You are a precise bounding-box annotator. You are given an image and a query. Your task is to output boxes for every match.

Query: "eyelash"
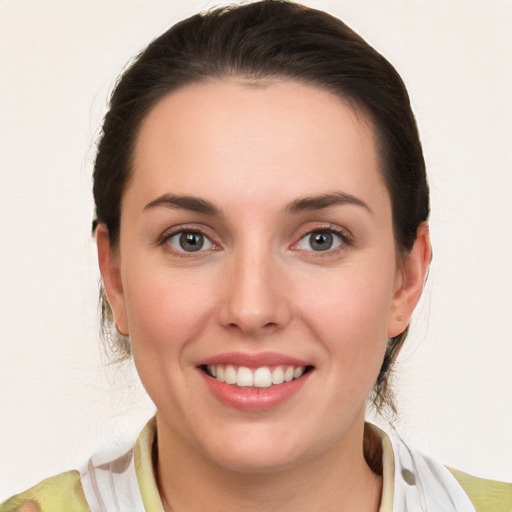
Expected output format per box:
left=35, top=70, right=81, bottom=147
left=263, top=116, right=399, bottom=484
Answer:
left=293, top=224, right=353, bottom=255
left=157, top=224, right=353, bottom=257
left=157, top=227, right=218, bottom=257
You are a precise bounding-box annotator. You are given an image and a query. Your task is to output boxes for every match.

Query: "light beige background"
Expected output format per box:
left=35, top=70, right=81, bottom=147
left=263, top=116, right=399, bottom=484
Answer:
left=1, top=0, right=511, bottom=499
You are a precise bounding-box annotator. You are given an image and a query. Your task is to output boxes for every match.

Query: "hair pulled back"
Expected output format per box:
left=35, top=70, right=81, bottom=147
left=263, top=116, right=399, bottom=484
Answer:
left=93, top=0, right=429, bottom=413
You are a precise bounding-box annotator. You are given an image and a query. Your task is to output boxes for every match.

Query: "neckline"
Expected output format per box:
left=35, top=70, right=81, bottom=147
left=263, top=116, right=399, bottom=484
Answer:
left=135, top=417, right=395, bottom=512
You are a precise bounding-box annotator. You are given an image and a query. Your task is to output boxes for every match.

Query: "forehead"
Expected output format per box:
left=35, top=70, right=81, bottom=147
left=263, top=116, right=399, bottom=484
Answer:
left=129, top=79, right=388, bottom=213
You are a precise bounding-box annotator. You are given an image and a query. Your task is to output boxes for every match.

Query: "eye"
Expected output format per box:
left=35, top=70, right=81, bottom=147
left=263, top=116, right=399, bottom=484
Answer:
left=166, top=231, right=215, bottom=253
left=296, top=230, right=345, bottom=252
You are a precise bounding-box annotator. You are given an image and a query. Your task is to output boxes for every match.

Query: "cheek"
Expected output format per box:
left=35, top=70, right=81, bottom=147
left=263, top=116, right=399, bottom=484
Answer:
left=296, top=258, right=396, bottom=376
left=301, top=266, right=395, bottom=337
left=122, top=265, right=216, bottom=358
left=121, top=265, right=220, bottom=416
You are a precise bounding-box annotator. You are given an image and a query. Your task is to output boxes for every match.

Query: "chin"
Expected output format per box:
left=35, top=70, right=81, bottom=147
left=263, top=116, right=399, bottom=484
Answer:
left=197, top=421, right=328, bottom=475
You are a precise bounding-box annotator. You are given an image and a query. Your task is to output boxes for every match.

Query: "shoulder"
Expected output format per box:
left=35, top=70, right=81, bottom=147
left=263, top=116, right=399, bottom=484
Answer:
left=447, top=467, right=512, bottom=512
left=1, top=418, right=158, bottom=512
left=369, top=421, right=512, bottom=511
left=0, top=470, right=91, bottom=512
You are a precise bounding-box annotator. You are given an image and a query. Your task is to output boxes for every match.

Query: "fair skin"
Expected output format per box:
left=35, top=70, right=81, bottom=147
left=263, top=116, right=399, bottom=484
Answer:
left=97, top=80, right=431, bottom=512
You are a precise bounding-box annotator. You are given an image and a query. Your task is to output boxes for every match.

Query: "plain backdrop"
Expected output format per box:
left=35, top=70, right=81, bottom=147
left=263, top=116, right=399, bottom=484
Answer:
left=1, top=0, right=511, bottom=500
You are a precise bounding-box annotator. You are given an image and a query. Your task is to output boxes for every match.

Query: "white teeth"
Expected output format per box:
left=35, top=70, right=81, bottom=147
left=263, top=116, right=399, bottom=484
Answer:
left=237, top=366, right=253, bottom=387
left=207, top=364, right=308, bottom=387
left=225, top=365, right=237, bottom=385
left=293, top=367, right=305, bottom=379
left=254, top=367, right=272, bottom=388
left=271, top=366, right=284, bottom=385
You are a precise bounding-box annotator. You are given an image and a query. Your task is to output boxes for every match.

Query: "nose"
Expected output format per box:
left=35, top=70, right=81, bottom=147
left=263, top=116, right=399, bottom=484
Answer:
left=218, top=245, right=292, bottom=337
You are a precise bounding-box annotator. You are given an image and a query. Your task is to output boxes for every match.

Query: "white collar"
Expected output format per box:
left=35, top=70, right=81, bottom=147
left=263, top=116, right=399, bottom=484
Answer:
left=81, top=418, right=477, bottom=512
left=372, top=423, right=476, bottom=512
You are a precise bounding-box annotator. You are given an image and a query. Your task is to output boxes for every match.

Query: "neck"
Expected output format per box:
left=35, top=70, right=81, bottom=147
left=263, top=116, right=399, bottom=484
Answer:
left=155, top=412, right=382, bottom=512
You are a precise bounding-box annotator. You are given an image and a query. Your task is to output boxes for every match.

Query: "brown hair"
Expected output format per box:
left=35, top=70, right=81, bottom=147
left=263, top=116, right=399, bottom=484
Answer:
left=93, top=0, right=429, bottom=413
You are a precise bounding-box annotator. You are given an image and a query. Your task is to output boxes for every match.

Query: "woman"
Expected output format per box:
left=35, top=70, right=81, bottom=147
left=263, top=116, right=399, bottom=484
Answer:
left=1, top=1, right=510, bottom=511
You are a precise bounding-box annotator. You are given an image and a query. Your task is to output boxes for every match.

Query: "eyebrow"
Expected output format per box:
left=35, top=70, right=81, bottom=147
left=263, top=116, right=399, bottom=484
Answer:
left=143, top=191, right=372, bottom=217
left=283, top=192, right=372, bottom=215
left=144, top=194, right=222, bottom=216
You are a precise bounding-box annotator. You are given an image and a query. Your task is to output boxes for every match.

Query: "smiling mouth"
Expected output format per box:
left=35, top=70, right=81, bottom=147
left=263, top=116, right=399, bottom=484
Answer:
left=201, top=364, right=314, bottom=388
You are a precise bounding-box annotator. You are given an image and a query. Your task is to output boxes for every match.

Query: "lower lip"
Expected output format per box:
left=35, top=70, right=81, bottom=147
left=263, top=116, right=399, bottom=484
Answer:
left=199, top=370, right=312, bottom=411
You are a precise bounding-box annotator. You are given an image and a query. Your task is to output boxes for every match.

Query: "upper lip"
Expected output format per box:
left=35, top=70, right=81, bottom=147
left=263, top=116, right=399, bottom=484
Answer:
left=198, top=351, right=313, bottom=368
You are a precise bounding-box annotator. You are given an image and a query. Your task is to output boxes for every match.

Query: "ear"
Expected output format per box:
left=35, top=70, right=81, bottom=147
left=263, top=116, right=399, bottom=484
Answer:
left=388, top=222, right=432, bottom=338
left=95, top=224, right=129, bottom=336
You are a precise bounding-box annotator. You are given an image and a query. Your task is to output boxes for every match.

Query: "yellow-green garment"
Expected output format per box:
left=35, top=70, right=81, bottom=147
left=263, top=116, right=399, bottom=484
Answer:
left=1, top=418, right=510, bottom=512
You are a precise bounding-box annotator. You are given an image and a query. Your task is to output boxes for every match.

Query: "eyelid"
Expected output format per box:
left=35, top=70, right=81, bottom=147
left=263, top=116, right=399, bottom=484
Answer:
left=167, top=231, right=215, bottom=252
left=290, top=223, right=353, bottom=252
left=157, top=224, right=221, bottom=254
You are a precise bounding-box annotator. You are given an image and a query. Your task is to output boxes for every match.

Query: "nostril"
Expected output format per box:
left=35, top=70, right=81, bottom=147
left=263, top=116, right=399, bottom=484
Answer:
left=226, top=320, right=278, bottom=331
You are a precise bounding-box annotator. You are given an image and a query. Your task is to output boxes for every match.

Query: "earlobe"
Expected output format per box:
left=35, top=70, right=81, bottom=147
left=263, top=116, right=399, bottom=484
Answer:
left=388, top=222, right=432, bottom=338
left=95, top=224, right=129, bottom=335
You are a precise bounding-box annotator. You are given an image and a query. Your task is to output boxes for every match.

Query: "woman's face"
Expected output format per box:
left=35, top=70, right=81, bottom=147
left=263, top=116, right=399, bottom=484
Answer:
left=100, top=80, right=418, bottom=472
